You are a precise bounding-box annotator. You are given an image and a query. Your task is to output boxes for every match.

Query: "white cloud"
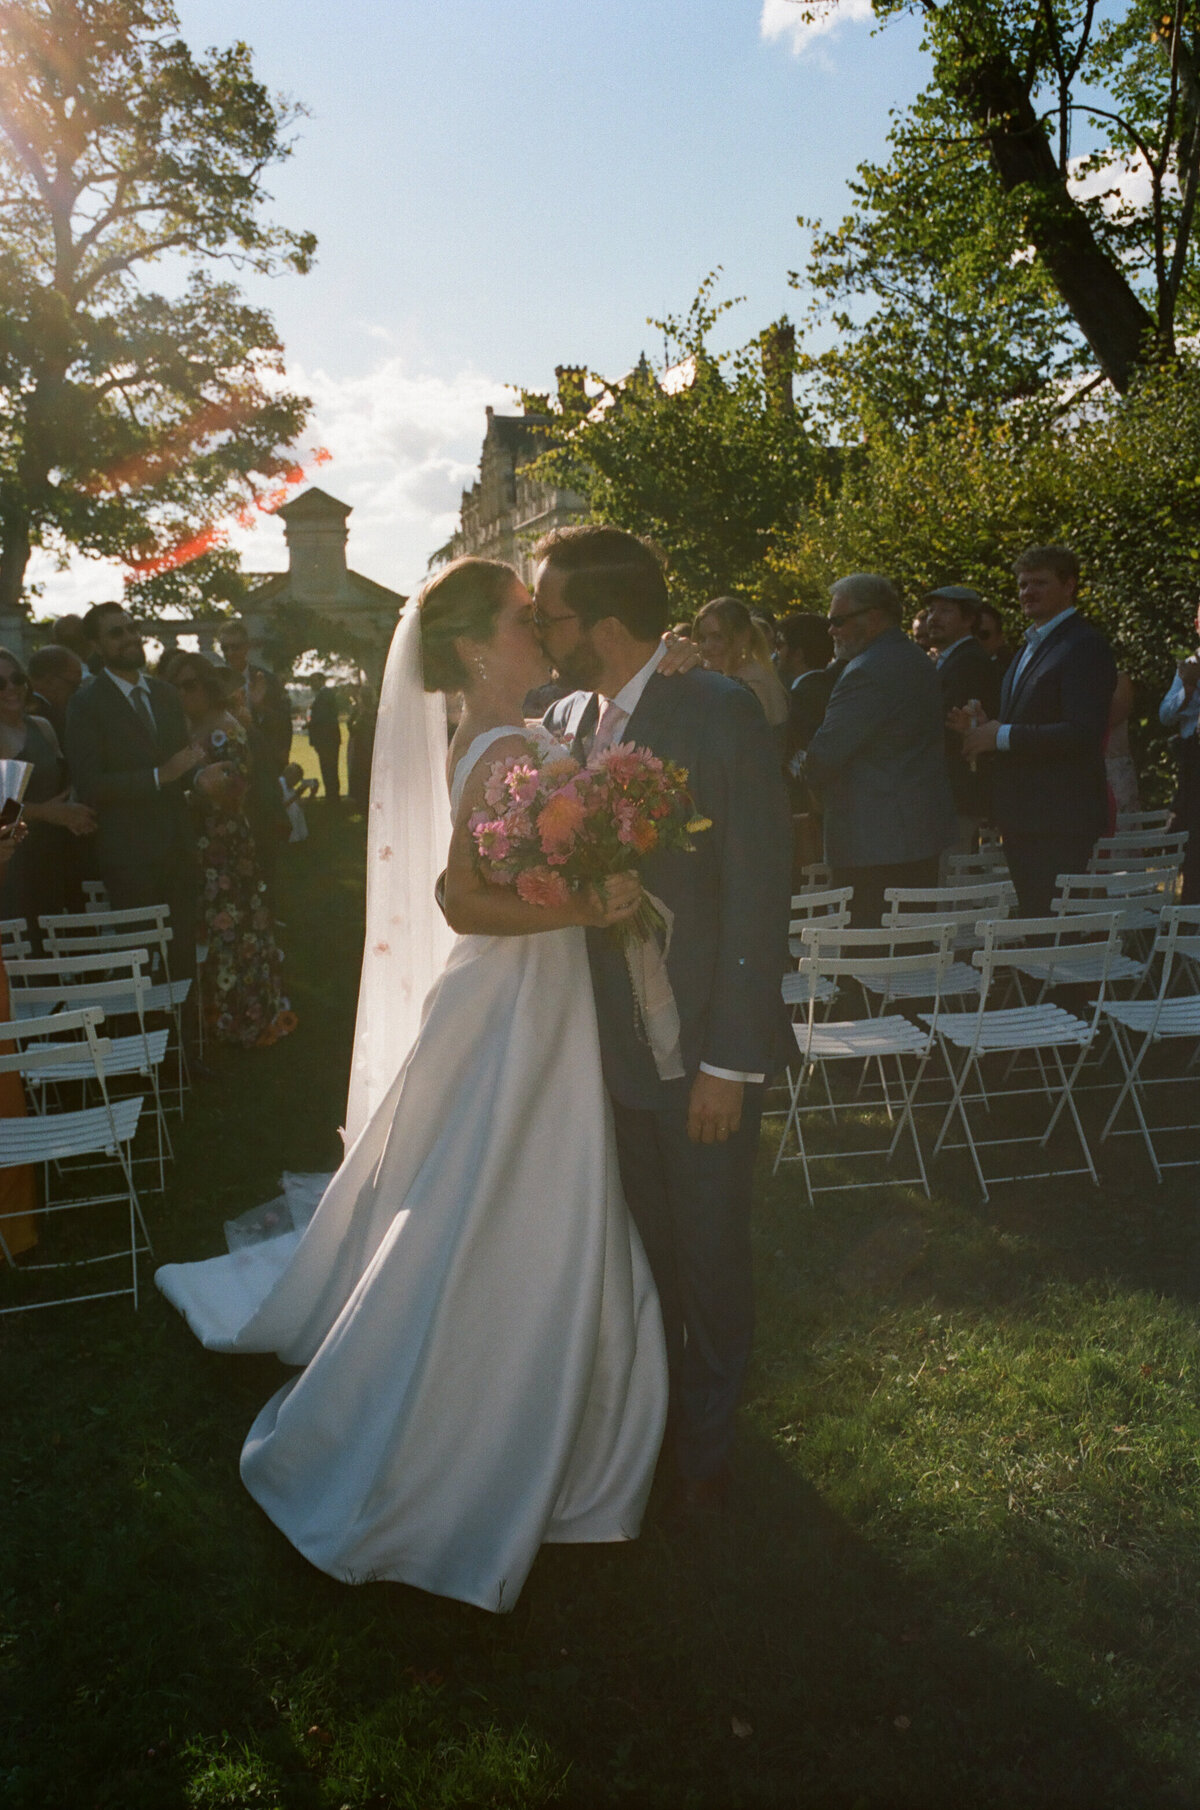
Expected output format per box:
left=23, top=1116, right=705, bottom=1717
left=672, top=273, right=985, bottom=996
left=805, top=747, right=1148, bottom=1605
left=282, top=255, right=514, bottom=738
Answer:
left=760, top=0, right=873, bottom=56
left=31, top=352, right=513, bottom=620
left=1067, top=151, right=1176, bottom=218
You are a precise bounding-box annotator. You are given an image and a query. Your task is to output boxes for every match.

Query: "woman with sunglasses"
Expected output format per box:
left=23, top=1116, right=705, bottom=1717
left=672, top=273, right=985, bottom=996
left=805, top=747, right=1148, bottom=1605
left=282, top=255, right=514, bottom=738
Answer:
left=0, top=646, right=96, bottom=935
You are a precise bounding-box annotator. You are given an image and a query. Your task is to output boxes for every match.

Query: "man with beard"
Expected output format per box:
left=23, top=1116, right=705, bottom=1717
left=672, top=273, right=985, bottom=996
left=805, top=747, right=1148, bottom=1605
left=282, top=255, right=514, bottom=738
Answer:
left=535, top=526, right=791, bottom=1514
left=65, top=604, right=216, bottom=1032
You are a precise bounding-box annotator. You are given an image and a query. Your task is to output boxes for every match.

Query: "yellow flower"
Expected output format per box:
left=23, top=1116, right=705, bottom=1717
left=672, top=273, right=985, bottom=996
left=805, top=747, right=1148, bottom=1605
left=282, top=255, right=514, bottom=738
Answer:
left=686, top=815, right=713, bottom=834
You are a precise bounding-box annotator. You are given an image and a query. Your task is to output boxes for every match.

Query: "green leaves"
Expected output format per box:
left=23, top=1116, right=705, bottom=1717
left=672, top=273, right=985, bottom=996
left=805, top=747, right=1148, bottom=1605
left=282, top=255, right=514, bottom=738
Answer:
left=532, top=280, right=825, bottom=615
left=0, top=0, right=314, bottom=606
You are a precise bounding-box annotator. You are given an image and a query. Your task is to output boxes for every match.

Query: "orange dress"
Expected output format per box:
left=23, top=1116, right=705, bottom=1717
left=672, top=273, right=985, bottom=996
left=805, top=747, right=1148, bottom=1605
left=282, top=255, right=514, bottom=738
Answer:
left=0, top=954, right=36, bottom=1259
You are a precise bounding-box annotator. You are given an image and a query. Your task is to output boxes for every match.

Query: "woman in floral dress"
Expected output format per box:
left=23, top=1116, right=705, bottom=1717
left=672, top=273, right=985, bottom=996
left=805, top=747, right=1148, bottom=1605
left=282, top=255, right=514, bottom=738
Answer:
left=168, top=654, right=296, bottom=1049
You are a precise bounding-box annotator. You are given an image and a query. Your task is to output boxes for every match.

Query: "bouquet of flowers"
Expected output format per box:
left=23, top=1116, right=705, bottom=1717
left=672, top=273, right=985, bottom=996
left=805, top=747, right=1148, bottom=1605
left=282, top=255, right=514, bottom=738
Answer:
left=469, top=739, right=710, bottom=941
left=470, top=737, right=709, bottom=1082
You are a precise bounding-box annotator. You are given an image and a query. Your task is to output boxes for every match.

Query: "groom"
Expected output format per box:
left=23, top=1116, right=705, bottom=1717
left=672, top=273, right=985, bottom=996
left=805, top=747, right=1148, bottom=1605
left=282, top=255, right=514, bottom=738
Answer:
left=536, top=527, right=792, bottom=1510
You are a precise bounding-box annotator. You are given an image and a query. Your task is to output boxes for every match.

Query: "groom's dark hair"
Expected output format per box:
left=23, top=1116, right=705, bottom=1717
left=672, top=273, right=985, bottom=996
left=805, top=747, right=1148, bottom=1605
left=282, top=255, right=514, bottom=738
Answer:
left=533, top=526, right=669, bottom=641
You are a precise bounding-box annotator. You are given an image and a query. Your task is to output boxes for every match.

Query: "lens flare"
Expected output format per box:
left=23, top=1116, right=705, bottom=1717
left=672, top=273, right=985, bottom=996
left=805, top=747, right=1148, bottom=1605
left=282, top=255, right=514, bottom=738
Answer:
left=125, top=449, right=333, bottom=579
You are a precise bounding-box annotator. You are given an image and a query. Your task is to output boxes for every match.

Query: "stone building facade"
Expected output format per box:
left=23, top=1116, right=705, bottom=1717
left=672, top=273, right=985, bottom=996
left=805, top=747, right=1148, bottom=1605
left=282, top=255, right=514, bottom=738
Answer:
left=440, top=367, right=589, bottom=583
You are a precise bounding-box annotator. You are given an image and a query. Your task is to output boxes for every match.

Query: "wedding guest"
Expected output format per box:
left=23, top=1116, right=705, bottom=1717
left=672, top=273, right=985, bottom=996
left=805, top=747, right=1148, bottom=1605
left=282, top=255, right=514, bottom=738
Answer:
left=778, top=613, right=835, bottom=751
left=750, top=607, right=779, bottom=660
left=778, top=613, right=836, bottom=868
left=0, top=822, right=36, bottom=1263
left=218, top=666, right=290, bottom=896
left=1105, top=671, right=1140, bottom=821
left=694, top=596, right=789, bottom=743
left=218, top=619, right=292, bottom=775
left=804, top=575, right=956, bottom=926
left=975, top=602, right=1014, bottom=678
left=346, top=681, right=377, bottom=811
left=957, top=546, right=1116, bottom=916
left=922, top=586, right=1001, bottom=855
left=1159, top=607, right=1200, bottom=900
left=27, top=645, right=84, bottom=742
left=280, top=762, right=317, bottom=843
left=169, top=653, right=295, bottom=1048
left=0, top=646, right=96, bottom=933
left=50, top=612, right=104, bottom=675
left=65, top=604, right=206, bottom=1041
left=307, top=675, right=342, bottom=801
left=911, top=607, right=934, bottom=654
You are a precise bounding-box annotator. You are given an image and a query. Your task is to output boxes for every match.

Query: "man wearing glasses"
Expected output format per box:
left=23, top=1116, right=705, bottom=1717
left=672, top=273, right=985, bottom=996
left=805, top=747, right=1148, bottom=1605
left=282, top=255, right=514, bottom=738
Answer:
left=802, top=573, right=956, bottom=927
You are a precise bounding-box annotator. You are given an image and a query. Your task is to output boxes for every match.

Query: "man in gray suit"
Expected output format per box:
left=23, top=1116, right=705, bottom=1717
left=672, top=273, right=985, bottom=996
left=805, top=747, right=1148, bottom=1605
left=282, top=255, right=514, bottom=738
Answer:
left=536, top=527, right=791, bottom=1513
left=804, top=574, right=956, bottom=926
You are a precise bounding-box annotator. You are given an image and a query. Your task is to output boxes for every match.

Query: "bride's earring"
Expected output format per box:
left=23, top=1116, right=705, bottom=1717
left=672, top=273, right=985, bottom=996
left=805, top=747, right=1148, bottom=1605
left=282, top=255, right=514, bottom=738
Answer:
left=473, top=655, right=488, bottom=681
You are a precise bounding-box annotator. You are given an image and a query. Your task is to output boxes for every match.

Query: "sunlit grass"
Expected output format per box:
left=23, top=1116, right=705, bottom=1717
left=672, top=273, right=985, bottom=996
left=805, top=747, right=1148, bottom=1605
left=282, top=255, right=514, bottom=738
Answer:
left=3, top=810, right=1199, bottom=1807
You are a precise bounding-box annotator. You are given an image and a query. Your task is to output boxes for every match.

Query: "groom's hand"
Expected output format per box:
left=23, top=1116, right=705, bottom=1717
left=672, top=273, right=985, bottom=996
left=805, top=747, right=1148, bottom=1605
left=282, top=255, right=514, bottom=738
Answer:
left=687, top=1072, right=743, bottom=1144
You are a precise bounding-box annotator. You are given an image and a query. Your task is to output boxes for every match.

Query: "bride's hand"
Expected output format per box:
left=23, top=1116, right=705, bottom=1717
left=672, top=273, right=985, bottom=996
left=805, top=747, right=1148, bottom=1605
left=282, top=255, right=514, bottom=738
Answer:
left=580, top=871, right=642, bottom=929
left=657, top=630, right=701, bottom=675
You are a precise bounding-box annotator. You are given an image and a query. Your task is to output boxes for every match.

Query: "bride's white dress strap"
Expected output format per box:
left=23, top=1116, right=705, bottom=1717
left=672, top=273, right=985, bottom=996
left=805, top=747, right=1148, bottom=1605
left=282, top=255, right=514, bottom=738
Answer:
left=450, top=723, right=560, bottom=816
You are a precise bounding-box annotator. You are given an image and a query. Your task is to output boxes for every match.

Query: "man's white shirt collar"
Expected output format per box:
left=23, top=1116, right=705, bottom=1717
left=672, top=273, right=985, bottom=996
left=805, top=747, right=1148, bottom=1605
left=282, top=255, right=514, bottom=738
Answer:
left=105, top=668, right=152, bottom=701
left=1022, top=605, right=1077, bottom=649
left=602, top=639, right=666, bottom=720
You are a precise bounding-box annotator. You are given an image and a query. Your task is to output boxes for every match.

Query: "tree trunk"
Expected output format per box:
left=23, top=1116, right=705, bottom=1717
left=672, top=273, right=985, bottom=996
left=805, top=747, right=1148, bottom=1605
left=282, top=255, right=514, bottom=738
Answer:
left=0, top=519, right=31, bottom=616
left=953, top=47, right=1159, bottom=392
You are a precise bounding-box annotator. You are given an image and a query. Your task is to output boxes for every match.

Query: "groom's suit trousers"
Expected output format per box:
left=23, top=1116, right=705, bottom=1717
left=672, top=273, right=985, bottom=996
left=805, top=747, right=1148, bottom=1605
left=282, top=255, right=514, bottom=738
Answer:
left=612, top=1088, right=763, bottom=1482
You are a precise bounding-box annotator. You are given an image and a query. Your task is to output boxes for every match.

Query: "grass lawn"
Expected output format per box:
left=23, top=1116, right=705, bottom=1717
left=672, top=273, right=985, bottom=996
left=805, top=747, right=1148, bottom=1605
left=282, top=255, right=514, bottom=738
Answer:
left=3, top=808, right=1200, bottom=1808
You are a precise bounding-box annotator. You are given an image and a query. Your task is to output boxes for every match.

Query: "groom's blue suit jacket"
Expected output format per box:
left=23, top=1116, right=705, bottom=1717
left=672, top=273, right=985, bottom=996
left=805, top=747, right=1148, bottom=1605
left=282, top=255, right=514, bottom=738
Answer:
left=546, top=668, right=793, bottom=1110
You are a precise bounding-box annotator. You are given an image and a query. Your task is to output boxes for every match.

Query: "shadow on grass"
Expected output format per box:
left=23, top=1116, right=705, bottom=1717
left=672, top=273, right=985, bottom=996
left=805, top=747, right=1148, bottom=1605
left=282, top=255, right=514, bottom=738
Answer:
left=2, top=813, right=1197, bottom=1806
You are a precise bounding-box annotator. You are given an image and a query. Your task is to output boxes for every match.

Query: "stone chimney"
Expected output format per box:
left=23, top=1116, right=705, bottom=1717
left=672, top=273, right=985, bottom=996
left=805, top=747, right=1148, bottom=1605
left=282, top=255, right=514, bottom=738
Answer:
left=555, top=365, right=588, bottom=418
left=278, top=487, right=352, bottom=602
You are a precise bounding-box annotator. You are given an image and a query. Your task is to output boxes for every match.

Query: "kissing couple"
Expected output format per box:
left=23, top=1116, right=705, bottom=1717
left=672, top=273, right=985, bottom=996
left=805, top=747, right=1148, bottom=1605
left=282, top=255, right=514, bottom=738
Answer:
left=157, top=524, right=792, bottom=1613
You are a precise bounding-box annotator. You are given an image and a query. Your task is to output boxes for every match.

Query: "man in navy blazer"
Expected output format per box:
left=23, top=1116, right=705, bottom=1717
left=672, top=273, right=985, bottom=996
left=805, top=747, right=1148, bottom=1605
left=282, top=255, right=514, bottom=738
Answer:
left=958, top=546, right=1116, bottom=916
left=536, top=527, right=791, bottom=1511
left=803, top=574, right=956, bottom=926
left=65, top=604, right=213, bottom=1031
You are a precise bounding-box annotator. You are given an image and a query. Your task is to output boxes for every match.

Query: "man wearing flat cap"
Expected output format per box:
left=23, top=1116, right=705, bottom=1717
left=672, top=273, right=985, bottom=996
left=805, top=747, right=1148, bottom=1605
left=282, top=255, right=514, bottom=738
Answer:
left=924, top=585, right=1001, bottom=856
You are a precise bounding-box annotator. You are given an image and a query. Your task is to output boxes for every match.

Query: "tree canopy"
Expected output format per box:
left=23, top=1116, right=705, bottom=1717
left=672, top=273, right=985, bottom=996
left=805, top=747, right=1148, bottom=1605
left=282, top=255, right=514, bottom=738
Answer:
left=0, top=0, right=315, bottom=611
left=791, top=0, right=1200, bottom=421
left=532, top=277, right=825, bottom=616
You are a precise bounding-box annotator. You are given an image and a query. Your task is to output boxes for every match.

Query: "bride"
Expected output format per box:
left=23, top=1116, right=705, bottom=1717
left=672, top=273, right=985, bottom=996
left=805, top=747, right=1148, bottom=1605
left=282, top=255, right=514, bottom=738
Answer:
left=156, top=558, right=669, bottom=1613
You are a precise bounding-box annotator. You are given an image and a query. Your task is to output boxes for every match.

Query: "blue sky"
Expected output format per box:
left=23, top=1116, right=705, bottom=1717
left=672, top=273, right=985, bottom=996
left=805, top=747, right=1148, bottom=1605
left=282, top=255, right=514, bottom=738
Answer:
left=35, top=0, right=930, bottom=614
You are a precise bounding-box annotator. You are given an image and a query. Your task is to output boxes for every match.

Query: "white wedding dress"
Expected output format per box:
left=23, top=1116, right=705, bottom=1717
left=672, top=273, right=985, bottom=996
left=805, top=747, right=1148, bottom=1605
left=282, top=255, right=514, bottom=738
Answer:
left=156, top=720, right=668, bottom=1613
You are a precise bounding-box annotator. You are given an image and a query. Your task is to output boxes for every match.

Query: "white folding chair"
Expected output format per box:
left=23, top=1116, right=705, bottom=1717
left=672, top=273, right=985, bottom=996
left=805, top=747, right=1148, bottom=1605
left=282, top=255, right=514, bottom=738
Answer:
left=945, top=847, right=1010, bottom=887
left=40, top=906, right=192, bottom=1098
left=1116, top=809, right=1172, bottom=834
left=1099, top=905, right=1200, bottom=1180
left=769, top=887, right=853, bottom=1123
left=0, top=917, right=32, bottom=960
left=1089, top=830, right=1189, bottom=872
left=5, top=951, right=173, bottom=1189
left=1004, top=869, right=1177, bottom=1000
left=797, top=860, right=833, bottom=893
left=922, top=912, right=1124, bottom=1200
left=868, top=882, right=1015, bottom=1008
left=0, top=1006, right=148, bottom=1312
left=82, top=879, right=111, bottom=912
left=774, top=922, right=955, bottom=1201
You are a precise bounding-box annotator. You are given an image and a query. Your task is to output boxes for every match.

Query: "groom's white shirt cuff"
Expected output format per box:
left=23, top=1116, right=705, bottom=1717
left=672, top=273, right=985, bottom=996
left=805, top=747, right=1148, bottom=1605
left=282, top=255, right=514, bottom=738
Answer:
left=606, top=645, right=764, bottom=1085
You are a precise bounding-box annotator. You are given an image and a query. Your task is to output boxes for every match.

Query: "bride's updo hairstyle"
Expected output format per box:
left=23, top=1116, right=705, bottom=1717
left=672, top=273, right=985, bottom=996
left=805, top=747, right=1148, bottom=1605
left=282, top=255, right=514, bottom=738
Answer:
left=417, top=557, right=516, bottom=692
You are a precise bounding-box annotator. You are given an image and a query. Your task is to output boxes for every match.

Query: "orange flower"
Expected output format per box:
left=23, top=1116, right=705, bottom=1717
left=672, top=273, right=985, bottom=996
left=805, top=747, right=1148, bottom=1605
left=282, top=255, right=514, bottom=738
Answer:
left=537, top=790, right=587, bottom=852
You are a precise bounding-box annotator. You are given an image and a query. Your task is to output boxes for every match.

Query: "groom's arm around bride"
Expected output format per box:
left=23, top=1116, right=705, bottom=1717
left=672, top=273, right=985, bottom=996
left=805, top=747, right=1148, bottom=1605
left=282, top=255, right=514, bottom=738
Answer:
left=536, top=528, right=791, bottom=1503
